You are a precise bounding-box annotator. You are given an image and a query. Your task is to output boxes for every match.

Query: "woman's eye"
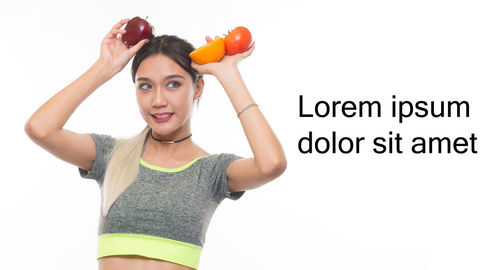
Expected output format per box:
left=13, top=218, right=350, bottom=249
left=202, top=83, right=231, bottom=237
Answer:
left=138, top=83, right=151, bottom=90
left=168, top=81, right=180, bottom=88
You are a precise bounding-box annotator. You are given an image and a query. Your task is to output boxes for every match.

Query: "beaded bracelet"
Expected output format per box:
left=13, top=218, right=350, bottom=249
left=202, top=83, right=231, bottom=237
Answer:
left=237, top=103, right=259, bottom=118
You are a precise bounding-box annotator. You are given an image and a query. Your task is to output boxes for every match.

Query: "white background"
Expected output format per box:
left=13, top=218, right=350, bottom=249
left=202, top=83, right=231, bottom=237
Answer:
left=1, top=0, right=499, bottom=269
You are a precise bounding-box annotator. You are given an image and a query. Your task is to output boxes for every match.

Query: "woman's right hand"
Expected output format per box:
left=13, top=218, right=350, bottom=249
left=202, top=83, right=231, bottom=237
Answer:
left=98, top=18, right=150, bottom=78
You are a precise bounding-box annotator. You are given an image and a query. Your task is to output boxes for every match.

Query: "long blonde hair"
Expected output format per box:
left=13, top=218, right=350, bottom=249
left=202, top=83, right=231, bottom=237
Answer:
left=101, top=125, right=151, bottom=217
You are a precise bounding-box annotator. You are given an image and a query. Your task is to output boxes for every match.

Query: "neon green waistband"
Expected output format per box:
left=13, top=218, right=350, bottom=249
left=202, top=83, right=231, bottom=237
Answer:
left=97, top=233, right=202, bottom=269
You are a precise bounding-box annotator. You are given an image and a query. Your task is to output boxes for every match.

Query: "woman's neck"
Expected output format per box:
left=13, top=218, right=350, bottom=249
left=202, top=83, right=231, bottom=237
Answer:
left=145, top=130, right=194, bottom=157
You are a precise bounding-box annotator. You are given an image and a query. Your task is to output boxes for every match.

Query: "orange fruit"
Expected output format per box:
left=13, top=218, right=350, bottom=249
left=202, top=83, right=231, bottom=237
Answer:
left=189, top=38, right=225, bottom=64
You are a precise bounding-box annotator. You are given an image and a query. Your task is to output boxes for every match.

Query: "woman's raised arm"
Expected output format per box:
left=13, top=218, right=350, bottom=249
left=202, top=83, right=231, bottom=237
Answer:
left=25, top=18, right=149, bottom=171
left=192, top=37, right=287, bottom=192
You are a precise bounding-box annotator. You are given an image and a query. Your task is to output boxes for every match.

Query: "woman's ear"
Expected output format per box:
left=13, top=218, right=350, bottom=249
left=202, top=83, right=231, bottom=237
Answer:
left=194, top=76, right=204, bottom=100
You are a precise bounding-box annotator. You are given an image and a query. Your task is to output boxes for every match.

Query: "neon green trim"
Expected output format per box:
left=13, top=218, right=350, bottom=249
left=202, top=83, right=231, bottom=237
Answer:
left=97, top=233, right=202, bottom=269
left=140, top=157, right=204, bottom=172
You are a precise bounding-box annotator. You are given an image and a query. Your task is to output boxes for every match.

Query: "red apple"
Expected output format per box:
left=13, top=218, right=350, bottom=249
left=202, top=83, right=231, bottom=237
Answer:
left=122, top=16, right=155, bottom=48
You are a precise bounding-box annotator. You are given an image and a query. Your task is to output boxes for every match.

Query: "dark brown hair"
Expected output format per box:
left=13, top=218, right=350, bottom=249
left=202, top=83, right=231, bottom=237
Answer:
left=131, top=35, right=202, bottom=84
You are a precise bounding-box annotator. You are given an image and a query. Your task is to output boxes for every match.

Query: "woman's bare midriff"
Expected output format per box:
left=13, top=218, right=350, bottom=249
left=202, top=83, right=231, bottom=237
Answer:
left=98, top=255, right=195, bottom=270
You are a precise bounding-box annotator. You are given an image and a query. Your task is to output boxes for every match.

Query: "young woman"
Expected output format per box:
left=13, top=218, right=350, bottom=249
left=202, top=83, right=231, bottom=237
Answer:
left=24, top=18, right=286, bottom=270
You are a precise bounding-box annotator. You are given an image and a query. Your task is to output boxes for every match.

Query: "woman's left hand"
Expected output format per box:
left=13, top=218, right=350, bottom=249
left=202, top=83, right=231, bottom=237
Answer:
left=191, top=35, right=255, bottom=78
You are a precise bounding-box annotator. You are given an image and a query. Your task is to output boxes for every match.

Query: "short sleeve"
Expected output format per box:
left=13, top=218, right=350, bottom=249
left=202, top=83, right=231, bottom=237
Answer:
left=212, top=153, right=246, bottom=201
left=78, top=133, right=116, bottom=186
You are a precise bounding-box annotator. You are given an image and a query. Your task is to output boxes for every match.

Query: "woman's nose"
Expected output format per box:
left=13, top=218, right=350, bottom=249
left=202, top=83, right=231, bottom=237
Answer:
left=152, top=89, right=168, bottom=107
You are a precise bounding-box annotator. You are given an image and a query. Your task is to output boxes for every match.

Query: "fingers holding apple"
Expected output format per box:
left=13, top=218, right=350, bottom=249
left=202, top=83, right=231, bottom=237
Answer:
left=105, top=18, right=130, bottom=39
left=122, top=16, right=155, bottom=48
left=106, top=28, right=127, bottom=41
left=114, top=18, right=131, bottom=30
left=102, top=16, right=154, bottom=50
left=98, top=17, right=154, bottom=78
left=127, top=38, right=150, bottom=56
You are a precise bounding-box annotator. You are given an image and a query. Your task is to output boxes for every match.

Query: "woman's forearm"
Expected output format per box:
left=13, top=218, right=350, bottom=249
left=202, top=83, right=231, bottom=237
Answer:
left=25, top=59, right=112, bottom=138
left=217, top=67, right=286, bottom=176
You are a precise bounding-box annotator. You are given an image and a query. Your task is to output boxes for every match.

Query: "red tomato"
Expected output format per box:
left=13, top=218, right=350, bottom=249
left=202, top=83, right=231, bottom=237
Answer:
left=224, top=26, right=252, bottom=56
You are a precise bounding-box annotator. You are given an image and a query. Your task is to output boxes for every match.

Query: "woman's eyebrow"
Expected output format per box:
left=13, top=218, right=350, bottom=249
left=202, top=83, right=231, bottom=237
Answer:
left=136, top=74, right=185, bottom=82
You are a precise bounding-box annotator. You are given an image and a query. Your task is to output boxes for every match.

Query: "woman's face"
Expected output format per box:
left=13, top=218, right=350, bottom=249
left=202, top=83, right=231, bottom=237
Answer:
left=135, top=54, right=203, bottom=138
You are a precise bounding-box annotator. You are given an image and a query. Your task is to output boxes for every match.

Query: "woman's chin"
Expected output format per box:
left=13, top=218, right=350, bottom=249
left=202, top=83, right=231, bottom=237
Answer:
left=150, top=125, right=183, bottom=138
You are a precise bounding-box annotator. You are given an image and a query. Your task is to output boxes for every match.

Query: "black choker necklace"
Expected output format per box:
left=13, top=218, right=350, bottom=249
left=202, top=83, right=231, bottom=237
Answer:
left=149, top=129, right=192, bottom=144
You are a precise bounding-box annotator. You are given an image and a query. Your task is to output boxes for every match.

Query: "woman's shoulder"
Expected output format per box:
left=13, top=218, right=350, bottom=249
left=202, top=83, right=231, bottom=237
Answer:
left=87, top=133, right=117, bottom=149
left=88, top=132, right=117, bottom=139
left=199, top=152, right=243, bottom=166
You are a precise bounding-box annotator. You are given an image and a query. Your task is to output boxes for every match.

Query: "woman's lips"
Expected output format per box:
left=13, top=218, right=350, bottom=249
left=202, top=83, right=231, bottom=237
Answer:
left=151, top=113, right=174, bottom=122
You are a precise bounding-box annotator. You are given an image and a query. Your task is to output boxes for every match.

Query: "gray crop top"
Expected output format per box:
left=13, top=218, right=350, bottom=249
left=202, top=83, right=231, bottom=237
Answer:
left=78, top=133, right=245, bottom=269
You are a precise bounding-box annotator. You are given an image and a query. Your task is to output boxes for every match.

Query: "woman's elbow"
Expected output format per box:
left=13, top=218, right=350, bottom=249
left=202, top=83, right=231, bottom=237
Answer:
left=25, top=118, right=47, bottom=141
left=262, top=156, right=287, bottom=179
left=24, top=118, right=40, bottom=140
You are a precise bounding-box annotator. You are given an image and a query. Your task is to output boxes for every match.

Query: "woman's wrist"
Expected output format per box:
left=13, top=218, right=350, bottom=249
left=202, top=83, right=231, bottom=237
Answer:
left=214, top=64, right=240, bottom=84
left=93, top=58, right=115, bottom=82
